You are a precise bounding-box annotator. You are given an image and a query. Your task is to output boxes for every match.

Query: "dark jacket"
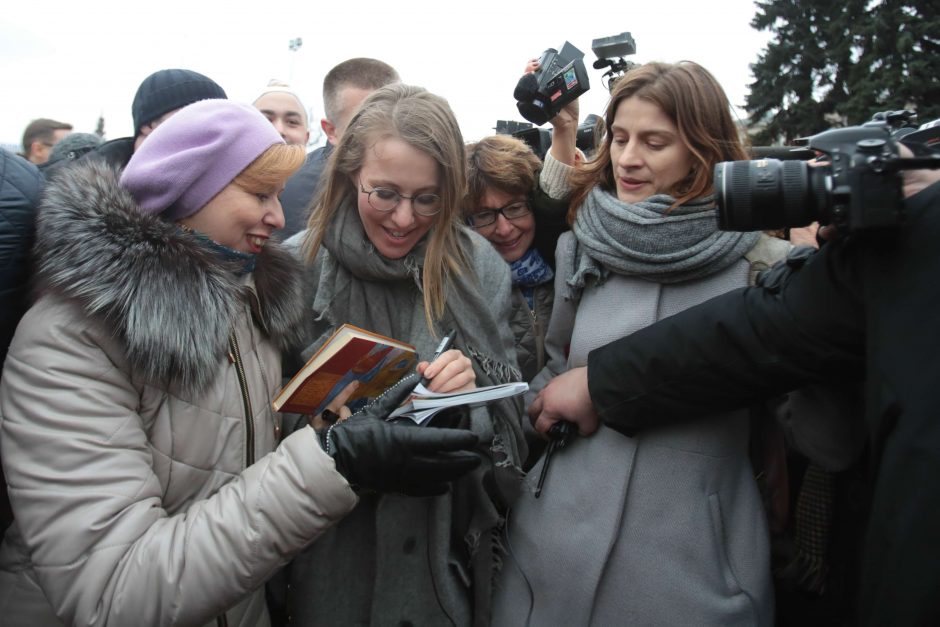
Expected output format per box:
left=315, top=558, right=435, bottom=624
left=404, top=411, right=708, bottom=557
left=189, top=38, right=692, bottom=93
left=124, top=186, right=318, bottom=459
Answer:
left=278, top=144, right=332, bottom=239
left=509, top=180, right=569, bottom=384
left=0, top=149, right=43, bottom=540
left=529, top=181, right=569, bottom=269
left=0, top=149, right=42, bottom=370
left=585, top=180, right=940, bottom=627
left=509, top=282, right=554, bottom=382
left=82, top=137, right=136, bottom=171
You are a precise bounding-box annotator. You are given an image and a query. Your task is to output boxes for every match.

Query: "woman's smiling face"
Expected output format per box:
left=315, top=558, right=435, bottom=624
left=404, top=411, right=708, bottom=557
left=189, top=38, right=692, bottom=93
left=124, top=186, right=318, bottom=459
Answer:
left=470, top=188, right=535, bottom=263
left=179, top=181, right=285, bottom=253
left=355, top=136, right=440, bottom=259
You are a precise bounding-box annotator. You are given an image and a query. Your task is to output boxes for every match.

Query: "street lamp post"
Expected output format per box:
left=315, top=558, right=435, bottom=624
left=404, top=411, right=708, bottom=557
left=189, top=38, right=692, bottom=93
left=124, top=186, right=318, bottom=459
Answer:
left=288, top=37, right=303, bottom=83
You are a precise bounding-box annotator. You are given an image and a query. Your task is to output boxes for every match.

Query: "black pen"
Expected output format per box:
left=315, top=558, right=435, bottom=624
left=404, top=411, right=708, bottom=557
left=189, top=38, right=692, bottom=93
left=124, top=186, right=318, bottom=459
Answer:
left=420, top=329, right=457, bottom=388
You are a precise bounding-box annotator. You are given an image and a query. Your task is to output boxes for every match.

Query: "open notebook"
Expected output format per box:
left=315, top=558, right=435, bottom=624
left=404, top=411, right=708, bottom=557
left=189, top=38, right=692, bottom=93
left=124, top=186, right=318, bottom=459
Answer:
left=388, top=381, right=529, bottom=425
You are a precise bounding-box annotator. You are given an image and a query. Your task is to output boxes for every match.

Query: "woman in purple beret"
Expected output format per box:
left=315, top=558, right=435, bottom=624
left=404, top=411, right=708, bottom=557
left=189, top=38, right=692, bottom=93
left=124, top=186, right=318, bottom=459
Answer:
left=0, top=99, right=479, bottom=627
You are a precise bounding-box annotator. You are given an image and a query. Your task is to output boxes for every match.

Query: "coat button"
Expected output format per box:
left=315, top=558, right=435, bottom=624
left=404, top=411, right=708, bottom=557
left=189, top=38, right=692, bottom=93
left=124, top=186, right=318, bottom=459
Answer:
left=402, top=537, right=416, bottom=554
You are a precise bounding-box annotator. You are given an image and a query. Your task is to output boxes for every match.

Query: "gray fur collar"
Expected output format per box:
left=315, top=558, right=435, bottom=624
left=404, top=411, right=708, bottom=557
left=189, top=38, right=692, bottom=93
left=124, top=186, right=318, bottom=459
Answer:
left=35, top=161, right=306, bottom=392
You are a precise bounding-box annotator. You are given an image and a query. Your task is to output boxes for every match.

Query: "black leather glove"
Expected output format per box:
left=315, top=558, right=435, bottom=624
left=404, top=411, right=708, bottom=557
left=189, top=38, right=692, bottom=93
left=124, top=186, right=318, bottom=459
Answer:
left=320, top=374, right=481, bottom=496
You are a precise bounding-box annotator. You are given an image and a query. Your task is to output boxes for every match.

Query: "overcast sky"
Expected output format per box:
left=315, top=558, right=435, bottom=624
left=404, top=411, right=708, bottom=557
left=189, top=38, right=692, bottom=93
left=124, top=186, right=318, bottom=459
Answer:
left=3, top=0, right=770, bottom=149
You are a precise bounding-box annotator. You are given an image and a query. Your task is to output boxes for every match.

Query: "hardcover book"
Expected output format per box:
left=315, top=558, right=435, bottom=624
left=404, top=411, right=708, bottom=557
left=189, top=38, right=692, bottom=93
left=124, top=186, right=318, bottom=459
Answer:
left=273, top=324, right=417, bottom=415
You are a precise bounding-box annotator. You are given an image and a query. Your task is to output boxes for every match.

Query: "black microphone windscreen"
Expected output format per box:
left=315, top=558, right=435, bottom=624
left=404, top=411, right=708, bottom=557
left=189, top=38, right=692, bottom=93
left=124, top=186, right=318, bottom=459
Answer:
left=513, top=73, right=540, bottom=102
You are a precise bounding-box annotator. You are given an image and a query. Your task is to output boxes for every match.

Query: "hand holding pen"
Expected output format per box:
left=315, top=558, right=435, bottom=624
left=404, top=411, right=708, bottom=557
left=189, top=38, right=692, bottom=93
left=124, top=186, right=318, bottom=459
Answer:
left=416, top=329, right=477, bottom=394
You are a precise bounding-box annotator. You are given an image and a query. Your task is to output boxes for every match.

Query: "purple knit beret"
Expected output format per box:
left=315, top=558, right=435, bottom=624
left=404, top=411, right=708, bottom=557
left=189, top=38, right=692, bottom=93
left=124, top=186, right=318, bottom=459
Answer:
left=120, top=99, right=284, bottom=220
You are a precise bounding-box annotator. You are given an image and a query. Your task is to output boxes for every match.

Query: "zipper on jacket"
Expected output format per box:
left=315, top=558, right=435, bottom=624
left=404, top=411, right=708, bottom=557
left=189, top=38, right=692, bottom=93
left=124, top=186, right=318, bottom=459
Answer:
left=216, top=613, right=229, bottom=627
left=528, top=297, right=545, bottom=372
left=229, top=330, right=255, bottom=467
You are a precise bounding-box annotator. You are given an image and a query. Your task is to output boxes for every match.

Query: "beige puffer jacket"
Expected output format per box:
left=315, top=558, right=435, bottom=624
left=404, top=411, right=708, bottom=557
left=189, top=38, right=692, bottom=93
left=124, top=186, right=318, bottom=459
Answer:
left=0, top=162, right=357, bottom=627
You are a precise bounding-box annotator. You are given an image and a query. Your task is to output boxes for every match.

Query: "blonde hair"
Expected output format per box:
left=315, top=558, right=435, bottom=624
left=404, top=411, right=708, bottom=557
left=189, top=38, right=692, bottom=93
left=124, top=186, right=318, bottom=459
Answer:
left=464, top=135, right=542, bottom=217
left=233, top=143, right=306, bottom=193
left=305, top=84, right=470, bottom=333
left=569, top=61, right=748, bottom=221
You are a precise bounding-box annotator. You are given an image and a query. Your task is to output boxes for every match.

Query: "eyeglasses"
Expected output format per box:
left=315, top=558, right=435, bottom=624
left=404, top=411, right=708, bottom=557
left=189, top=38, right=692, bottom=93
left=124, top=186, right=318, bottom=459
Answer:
left=466, top=200, right=532, bottom=229
left=358, top=179, right=443, bottom=217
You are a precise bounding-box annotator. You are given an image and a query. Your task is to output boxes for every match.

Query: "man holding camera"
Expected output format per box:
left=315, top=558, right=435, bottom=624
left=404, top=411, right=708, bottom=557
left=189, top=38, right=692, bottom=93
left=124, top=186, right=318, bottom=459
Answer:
left=528, top=142, right=940, bottom=626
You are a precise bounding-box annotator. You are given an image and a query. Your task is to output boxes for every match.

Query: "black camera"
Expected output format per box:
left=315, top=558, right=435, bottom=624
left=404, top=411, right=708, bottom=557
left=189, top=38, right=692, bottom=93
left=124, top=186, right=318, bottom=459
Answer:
left=496, top=115, right=601, bottom=161
left=715, top=113, right=940, bottom=233
left=591, top=32, right=637, bottom=90
left=514, top=41, right=590, bottom=126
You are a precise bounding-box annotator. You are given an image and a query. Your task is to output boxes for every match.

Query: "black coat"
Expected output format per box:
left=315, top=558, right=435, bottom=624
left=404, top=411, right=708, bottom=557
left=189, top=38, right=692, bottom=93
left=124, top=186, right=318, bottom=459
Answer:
left=0, top=148, right=43, bottom=539
left=83, top=136, right=136, bottom=171
left=278, top=144, right=332, bottom=239
left=0, top=149, right=43, bottom=369
left=585, top=180, right=940, bottom=627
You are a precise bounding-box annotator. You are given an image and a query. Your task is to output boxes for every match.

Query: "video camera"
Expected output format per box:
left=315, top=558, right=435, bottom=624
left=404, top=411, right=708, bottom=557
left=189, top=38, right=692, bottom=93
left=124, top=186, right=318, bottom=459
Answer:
left=715, top=111, right=940, bottom=234
left=514, top=42, right=590, bottom=126
left=591, top=32, right=637, bottom=91
left=496, top=115, right=601, bottom=161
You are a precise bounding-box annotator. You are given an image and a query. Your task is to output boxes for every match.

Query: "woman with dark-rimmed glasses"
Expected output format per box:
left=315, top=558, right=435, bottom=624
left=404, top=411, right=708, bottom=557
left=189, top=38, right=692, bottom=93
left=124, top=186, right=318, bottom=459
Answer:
left=464, top=134, right=570, bottom=386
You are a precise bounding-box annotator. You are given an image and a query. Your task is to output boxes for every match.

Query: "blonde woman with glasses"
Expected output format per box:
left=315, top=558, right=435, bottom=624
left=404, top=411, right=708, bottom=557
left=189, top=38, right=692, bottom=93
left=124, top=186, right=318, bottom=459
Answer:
left=282, top=84, right=527, bottom=626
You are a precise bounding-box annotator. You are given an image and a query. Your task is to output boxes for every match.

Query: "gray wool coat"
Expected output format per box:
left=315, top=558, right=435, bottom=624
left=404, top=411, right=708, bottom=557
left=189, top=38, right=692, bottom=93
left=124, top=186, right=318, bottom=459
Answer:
left=491, top=231, right=774, bottom=627
left=0, top=162, right=358, bottom=627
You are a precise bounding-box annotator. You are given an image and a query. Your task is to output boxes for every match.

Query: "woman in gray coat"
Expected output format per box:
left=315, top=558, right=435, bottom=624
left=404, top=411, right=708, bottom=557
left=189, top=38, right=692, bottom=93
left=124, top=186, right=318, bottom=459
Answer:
left=492, top=62, right=775, bottom=626
left=0, top=99, right=478, bottom=627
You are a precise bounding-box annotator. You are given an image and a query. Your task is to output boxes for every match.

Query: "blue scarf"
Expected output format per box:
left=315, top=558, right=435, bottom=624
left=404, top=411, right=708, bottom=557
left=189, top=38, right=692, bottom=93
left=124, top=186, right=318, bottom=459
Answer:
left=509, top=247, right=554, bottom=309
left=189, top=230, right=257, bottom=275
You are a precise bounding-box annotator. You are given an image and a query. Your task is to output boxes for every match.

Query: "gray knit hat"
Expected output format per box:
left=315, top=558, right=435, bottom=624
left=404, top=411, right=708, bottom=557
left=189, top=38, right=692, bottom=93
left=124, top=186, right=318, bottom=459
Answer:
left=131, top=69, right=227, bottom=136
left=47, top=132, right=103, bottom=164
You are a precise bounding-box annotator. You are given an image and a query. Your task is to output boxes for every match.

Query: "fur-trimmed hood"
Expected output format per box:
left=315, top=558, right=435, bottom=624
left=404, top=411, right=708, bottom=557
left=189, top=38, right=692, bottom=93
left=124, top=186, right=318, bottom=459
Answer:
left=35, top=160, right=306, bottom=391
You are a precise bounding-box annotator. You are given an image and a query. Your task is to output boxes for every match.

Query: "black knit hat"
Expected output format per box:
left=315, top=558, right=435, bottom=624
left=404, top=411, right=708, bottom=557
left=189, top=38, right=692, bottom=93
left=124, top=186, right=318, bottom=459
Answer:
left=131, top=69, right=227, bottom=136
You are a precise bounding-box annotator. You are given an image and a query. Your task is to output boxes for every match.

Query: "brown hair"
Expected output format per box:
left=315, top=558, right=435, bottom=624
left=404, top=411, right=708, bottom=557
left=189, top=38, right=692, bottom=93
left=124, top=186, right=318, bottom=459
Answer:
left=322, top=58, right=400, bottom=124
left=305, top=84, right=470, bottom=333
left=568, top=61, right=748, bottom=221
left=464, top=135, right=542, bottom=216
left=233, top=143, right=306, bottom=193
left=22, top=118, right=72, bottom=155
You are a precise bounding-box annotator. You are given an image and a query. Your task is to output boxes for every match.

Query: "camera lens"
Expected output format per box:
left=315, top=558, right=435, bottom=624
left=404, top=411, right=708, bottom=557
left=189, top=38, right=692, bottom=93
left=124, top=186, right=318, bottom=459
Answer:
left=714, top=159, right=822, bottom=231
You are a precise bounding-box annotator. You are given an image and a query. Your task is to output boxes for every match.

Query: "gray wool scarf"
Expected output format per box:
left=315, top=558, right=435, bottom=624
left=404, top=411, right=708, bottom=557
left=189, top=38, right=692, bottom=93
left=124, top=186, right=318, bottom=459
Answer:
left=566, top=186, right=760, bottom=298
left=316, top=197, right=518, bottom=382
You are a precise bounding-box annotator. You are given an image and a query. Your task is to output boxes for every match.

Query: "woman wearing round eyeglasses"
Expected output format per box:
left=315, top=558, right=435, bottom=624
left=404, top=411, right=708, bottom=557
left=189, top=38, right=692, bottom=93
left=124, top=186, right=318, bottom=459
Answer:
left=464, top=135, right=570, bottom=385
left=283, top=84, right=527, bottom=626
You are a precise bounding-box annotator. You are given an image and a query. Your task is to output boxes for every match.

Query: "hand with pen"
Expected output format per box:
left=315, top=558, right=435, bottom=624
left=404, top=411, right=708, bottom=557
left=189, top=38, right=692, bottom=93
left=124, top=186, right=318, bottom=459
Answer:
left=415, top=329, right=477, bottom=394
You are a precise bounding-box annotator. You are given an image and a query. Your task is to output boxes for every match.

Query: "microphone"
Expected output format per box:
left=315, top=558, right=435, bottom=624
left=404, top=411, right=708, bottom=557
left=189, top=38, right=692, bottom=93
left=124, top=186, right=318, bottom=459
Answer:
left=513, top=73, right=540, bottom=102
